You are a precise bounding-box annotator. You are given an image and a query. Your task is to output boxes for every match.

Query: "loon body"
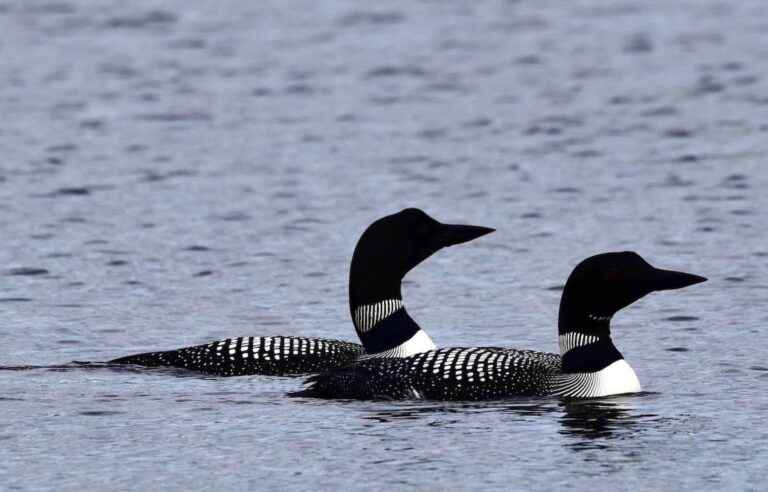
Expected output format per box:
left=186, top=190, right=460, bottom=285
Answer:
left=109, top=336, right=364, bottom=376
left=110, top=209, right=493, bottom=376
left=295, top=252, right=706, bottom=399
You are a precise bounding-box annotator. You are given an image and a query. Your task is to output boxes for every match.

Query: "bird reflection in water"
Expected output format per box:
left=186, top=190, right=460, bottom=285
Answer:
left=558, top=397, right=655, bottom=450
left=359, top=395, right=656, bottom=446
left=360, top=398, right=561, bottom=425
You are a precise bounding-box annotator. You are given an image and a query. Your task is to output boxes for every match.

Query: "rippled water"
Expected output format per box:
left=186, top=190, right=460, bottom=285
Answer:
left=1, top=0, right=767, bottom=490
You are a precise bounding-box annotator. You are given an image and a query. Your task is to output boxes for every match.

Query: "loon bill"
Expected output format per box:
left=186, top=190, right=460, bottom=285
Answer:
left=293, top=252, right=707, bottom=399
left=109, top=208, right=494, bottom=376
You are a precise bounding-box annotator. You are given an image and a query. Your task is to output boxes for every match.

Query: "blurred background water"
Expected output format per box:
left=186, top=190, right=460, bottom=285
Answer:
left=0, top=0, right=766, bottom=490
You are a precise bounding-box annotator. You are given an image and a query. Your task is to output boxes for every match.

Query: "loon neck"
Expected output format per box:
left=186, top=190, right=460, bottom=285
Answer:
left=558, top=313, right=622, bottom=373
left=555, top=311, right=642, bottom=396
left=348, top=272, right=402, bottom=342
left=349, top=262, right=435, bottom=357
left=351, top=297, right=436, bottom=357
left=558, top=309, right=613, bottom=337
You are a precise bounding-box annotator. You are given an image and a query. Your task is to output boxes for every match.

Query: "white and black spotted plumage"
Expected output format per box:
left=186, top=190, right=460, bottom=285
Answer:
left=110, top=336, right=363, bottom=376
left=109, top=299, right=432, bottom=376
left=295, top=346, right=647, bottom=400
left=299, top=347, right=562, bottom=400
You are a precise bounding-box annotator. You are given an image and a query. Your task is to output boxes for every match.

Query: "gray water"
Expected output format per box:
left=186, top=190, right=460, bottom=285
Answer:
left=1, top=0, right=766, bottom=490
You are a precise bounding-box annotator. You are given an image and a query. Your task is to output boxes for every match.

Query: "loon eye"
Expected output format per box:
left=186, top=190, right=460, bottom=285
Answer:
left=604, top=268, right=624, bottom=283
left=410, top=220, right=433, bottom=240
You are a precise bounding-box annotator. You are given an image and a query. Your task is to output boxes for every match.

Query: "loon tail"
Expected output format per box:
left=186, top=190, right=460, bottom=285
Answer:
left=109, top=351, right=177, bottom=366
left=289, top=366, right=367, bottom=399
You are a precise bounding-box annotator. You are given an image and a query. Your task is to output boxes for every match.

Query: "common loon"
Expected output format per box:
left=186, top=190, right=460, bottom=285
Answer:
left=293, top=252, right=706, bottom=399
left=109, top=208, right=494, bottom=376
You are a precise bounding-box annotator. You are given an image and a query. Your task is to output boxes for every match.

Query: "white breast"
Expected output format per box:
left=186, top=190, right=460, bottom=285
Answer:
left=552, top=359, right=642, bottom=397
left=358, top=329, right=436, bottom=359
left=592, top=359, right=642, bottom=396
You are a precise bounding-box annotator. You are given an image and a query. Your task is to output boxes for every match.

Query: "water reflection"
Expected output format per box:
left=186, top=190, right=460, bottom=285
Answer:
left=0, top=362, right=112, bottom=372
left=0, top=361, right=199, bottom=377
left=558, top=398, right=655, bottom=449
left=358, top=395, right=657, bottom=446
left=360, top=398, right=561, bottom=424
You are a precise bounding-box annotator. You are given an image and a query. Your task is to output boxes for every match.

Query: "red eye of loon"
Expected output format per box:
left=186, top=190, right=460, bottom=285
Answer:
left=604, top=269, right=624, bottom=283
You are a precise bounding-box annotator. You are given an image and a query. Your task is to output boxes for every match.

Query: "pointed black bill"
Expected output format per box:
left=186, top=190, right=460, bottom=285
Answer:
left=436, top=224, right=495, bottom=248
left=650, top=268, right=707, bottom=291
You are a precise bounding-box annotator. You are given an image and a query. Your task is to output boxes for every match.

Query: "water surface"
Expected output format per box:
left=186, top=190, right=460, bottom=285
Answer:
left=1, top=0, right=766, bottom=490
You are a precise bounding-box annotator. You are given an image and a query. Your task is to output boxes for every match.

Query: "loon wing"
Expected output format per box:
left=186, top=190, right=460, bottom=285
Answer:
left=293, top=347, right=562, bottom=400
left=110, top=336, right=363, bottom=377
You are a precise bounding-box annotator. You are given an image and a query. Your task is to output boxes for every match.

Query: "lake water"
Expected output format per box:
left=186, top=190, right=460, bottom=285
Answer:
left=1, top=0, right=766, bottom=490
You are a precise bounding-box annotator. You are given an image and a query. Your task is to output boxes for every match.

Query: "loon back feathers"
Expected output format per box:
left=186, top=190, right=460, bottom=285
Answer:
left=294, top=347, right=561, bottom=400
left=110, top=336, right=363, bottom=377
left=107, top=299, right=436, bottom=377
left=107, top=306, right=435, bottom=377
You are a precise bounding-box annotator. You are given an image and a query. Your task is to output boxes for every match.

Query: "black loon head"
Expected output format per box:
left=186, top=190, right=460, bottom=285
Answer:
left=349, top=208, right=495, bottom=309
left=558, top=251, right=707, bottom=334
left=348, top=208, right=493, bottom=356
left=556, top=251, right=706, bottom=378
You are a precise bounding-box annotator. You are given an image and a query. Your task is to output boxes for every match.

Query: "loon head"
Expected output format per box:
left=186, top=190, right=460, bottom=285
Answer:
left=349, top=208, right=494, bottom=308
left=555, top=252, right=706, bottom=392
left=559, top=251, right=707, bottom=332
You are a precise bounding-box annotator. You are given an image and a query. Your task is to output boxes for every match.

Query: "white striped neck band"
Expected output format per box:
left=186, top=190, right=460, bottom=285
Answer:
left=353, top=298, right=404, bottom=334
left=558, top=331, right=601, bottom=356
